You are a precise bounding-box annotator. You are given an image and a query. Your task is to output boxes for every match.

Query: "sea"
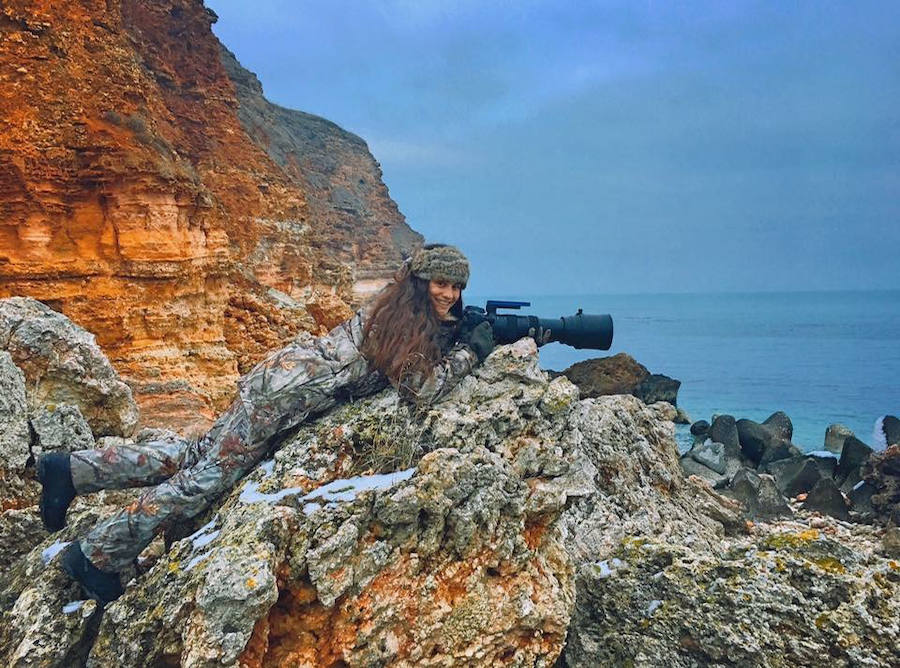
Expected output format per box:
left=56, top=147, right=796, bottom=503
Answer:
left=468, top=290, right=900, bottom=454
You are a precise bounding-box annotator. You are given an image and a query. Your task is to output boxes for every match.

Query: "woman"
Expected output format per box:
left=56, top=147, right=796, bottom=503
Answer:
left=37, top=244, right=494, bottom=604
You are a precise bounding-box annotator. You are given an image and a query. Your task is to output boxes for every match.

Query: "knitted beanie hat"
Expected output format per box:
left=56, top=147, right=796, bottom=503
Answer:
left=409, top=244, right=469, bottom=288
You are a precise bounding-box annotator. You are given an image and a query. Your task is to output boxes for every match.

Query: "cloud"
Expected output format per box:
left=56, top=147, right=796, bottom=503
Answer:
left=365, top=137, right=472, bottom=168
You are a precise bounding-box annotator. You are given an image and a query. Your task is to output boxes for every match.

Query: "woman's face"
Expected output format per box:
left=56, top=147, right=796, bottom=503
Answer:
left=428, top=279, right=461, bottom=320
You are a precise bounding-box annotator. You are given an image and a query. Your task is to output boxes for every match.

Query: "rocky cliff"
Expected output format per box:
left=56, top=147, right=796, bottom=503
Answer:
left=2, top=301, right=897, bottom=667
left=0, top=0, right=420, bottom=434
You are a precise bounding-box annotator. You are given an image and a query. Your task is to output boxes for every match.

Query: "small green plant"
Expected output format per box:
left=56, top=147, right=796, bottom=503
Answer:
left=348, top=404, right=430, bottom=475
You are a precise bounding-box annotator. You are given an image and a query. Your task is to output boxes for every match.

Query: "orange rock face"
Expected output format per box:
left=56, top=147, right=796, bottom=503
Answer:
left=0, top=0, right=420, bottom=434
left=240, top=543, right=571, bottom=667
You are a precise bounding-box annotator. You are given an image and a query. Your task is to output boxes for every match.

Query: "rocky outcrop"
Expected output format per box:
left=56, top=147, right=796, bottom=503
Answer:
left=560, top=352, right=685, bottom=421
left=0, top=300, right=142, bottom=568
left=563, top=521, right=900, bottom=667
left=680, top=405, right=900, bottom=526
left=0, top=298, right=138, bottom=438
left=0, top=0, right=419, bottom=434
left=1, top=308, right=897, bottom=667
left=0, top=333, right=727, bottom=667
left=826, top=423, right=854, bottom=454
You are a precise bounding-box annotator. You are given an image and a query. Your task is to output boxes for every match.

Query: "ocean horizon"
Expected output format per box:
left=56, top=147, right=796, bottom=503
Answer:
left=468, top=289, right=900, bottom=453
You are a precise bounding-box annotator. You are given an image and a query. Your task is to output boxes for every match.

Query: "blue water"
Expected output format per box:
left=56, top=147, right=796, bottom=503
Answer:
left=468, top=291, right=900, bottom=453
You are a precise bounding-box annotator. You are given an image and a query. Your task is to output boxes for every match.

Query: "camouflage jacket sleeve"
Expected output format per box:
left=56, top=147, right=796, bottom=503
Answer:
left=235, top=304, right=374, bottom=444
left=396, top=342, right=479, bottom=407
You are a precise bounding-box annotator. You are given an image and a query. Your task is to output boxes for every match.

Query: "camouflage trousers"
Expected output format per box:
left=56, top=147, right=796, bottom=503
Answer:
left=69, top=397, right=265, bottom=572
left=69, top=337, right=386, bottom=573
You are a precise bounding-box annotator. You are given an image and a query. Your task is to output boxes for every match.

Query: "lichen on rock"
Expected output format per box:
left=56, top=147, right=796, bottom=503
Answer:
left=1, top=308, right=897, bottom=667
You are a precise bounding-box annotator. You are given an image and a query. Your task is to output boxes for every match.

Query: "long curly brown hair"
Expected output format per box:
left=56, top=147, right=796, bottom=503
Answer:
left=361, top=260, right=464, bottom=384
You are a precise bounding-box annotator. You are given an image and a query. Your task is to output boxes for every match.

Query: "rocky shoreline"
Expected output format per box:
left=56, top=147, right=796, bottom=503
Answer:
left=682, top=410, right=899, bottom=532
left=1, top=297, right=898, bottom=667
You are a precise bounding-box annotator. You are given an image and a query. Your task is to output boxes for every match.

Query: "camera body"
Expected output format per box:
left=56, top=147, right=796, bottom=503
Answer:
left=462, top=300, right=613, bottom=350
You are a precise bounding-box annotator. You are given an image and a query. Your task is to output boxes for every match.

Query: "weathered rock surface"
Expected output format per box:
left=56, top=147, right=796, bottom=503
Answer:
left=864, top=444, right=900, bottom=524
left=689, top=419, right=709, bottom=436
left=767, top=455, right=827, bottom=498
left=0, top=351, right=30, bottom=472
left=0, top=0, right=419, bottom=434
left=0, top=336, right=736, bottom=667
left=1, top=340, right=573, bottom=666
left=680, top=440, right=743, bottom=489
left=220, top=45, right=418, bottom=303
left=635, top=373, right=680, bottom=406
left=802, top=478, right=850, bottom=521
left=563, top=522, right=900, bottom=667
left=736, top=418, right=777, bottom=463
left=0, top=298, right=138, bottom=438
left=725, top=468, right=793, bottom=520
left=30, top=405, right=95, bottom=457
left=708, top=414, right=739, bottom=450
left=561, top=352, right=650, bottom=398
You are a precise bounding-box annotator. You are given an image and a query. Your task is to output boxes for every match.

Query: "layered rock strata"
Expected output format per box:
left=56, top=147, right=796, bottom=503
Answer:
left=0, top=0, right=419, bottom=433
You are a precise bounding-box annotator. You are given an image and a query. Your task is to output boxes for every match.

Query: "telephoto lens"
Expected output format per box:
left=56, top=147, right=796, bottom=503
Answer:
left=475, top=302, right=613, bottom=350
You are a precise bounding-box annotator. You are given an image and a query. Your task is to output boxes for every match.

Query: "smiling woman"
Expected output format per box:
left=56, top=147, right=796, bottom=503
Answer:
left=37, top=243, right=495, bottom=606
left=428, top=279, right=462, bottom=320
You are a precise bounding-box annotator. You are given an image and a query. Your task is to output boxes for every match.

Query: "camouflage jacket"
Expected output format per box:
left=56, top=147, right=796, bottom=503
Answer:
left=235, top=299, right=479, bottom=446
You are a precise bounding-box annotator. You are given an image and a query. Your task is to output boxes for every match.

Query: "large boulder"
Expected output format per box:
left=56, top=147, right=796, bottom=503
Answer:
left=757, top=437, right=803, bottom=470
left=562, top=527, right=900, bottom=667
left=863, top=444, right=900, bottom=524
left=1, top=335, right=895, bottom=667
left=0, top=338, right=737, bottom=667
left=560, top=354, right=683, bottom=411
left=679, top=441, right=743, bottom=489
left=689, top=419, right=709, bottom=437
left=560, top=352, right=650, bottom=398
left=736, top=418, right=778, bottom=464
left=836, top=436, right=874, bottom=484
left=0, top=352, right=41, bottom=521
left=825, top=423, right=854, bottom=454
left=762, top=410, right=793, bottom=441
left=708, top=414, right=739, bottom=450
left=802, top=478, right=850, bottom=522
left=766, top=456, right=827, bottom=498
left=725, top=468, right=792, bottom=520
left=634, top=373, right=680, bottom=406
left=0, top=298, right=139, bottom=438
left=805, top=450, right=839, bottom=478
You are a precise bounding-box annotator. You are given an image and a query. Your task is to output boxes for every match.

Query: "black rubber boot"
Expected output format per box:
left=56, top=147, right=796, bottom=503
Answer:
left=61, top=541, right=124, bottom=605
left=37, top=452, right=77, bottom=532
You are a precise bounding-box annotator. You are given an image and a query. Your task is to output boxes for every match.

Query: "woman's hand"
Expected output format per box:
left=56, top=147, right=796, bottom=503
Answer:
left=528, top=326, right=552, bottom=347
left=464, top=321, right=495, bottom=362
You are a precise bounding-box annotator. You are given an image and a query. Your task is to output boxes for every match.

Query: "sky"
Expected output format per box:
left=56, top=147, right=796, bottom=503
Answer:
left=208, top=0, right=900, bottom=296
